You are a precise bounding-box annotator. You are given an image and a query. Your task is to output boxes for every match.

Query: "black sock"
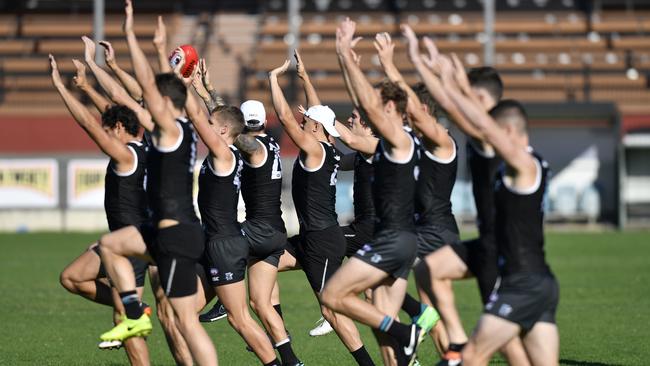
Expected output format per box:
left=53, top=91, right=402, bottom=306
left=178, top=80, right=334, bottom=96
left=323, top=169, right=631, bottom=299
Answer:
left=119, top=290, right=143, bottom=320
left=274, top=304, right=283, bottom=319
left=448, top=342, right=466, bottom=352
left=379, top=316, right=411, bottom=341
left=351, top=345, right=375, bottom=366
left=401, top=293, right=423, bottom=319
left=263, top=358, right=281, bottom=366
left=276, top=338, right=299, bottom=365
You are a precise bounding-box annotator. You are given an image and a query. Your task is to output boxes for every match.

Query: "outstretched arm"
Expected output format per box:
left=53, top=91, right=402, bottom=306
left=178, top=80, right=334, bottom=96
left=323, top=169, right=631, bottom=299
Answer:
left=50, top=55, right=134, bottom=171
left=83, top=36, right=154, bottom=131
left=336, top=37, right=362, bottom=109
left=153, top=15, right=172, bottom=73
left=197, top=58, right=226, bottom=108
left=71, top=59, right=111, bottom=113
left=333, top=120, right=377, bottom=155
left=124, top=0, right=178, bottom=136
left=294, top=50, right=321, bottom=107
left=100, top=40, right=143, bottom=101
left=337, top=18, right=409, bottom=150
left=192, top=58, right=223, bottom=113
left=268, top=60, right=322, bottom=158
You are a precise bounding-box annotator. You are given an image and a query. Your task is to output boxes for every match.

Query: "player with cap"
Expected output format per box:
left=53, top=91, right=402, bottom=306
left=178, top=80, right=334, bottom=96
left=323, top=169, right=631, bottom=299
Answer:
left=269, top=56, right=375, bottom=366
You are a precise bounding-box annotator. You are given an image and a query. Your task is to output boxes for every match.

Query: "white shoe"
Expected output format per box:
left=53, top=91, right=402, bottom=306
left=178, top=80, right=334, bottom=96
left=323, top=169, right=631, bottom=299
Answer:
left=308, top=317, right=334, bottom=337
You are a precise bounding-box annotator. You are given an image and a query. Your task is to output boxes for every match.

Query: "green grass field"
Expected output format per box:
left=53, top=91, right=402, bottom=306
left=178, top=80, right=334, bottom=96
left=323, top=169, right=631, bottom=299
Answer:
left=1, top=231, right=649, bottom=365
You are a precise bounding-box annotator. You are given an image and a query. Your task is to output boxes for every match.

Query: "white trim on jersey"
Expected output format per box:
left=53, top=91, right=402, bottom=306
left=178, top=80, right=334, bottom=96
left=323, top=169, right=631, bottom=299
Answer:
left=381, top=134, right=415, bottom=165
left=468, top=138, right=496, bottom=158
left=423, top=137, right=457, bottom=164
left=153, top=122, right=184, bottom=153
left=242, top=139, right=268, bottom=169
left=299, top=142, right=326, bottom=172
left=207, top=148, right=237, bottom=177
left=112, top=145, right=139, bottom=177
left=503, top=155, right=542, bottom=195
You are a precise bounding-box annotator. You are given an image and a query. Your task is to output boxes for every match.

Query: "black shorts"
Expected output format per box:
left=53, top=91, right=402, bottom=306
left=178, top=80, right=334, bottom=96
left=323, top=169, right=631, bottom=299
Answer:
left=415, top=223, right=460, bottom=258
left=242, top=220, right=287, bottom=267
left=140, top=222, right=205, bottom=298
left=450, top=237, right=499, bottom=304
left=341, top=221, right=374, bottom=258
left=354, top=229, right=417, bottom=280
left=202, top=234, right=249, bottom=287
left=484, top=272, right=559, bottom=332
left=93, top=245, right=148, bottom=288
left=286, top=225, right=346, bottom=293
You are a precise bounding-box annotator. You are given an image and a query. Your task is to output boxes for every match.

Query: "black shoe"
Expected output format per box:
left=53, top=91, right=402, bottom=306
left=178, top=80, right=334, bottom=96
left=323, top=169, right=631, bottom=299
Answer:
left=396, top=324, right=425, bottom=366
left=199, top=301, right=227, bottom=323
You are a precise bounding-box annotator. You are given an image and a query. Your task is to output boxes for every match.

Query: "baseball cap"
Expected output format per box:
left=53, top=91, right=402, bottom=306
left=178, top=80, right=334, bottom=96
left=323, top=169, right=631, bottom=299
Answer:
left=240, top=100, right=266, bottom=129
left=304, top=105, right=340, bottom=137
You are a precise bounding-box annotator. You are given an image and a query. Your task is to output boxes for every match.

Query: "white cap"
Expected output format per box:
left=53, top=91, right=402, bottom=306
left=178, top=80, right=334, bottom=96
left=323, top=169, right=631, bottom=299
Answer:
left=304, top=105, right=339, bottom=137
left=240, top=100, right=266, bottom=129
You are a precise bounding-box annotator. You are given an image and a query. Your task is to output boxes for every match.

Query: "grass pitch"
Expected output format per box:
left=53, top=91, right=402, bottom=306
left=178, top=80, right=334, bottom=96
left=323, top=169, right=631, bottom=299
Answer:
left=1, top=231, right=649, bottom=365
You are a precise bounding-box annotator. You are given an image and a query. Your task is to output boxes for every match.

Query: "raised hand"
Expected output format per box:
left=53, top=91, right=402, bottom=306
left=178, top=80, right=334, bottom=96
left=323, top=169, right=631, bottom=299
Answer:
left=400, top=24, right=422, bottom=65
left=71, top=59, right=89, bottom=89
left=192, top=68, right=210, bottom=100
left=49, top=54, right=63, bottom=87
left=421, top=36, right=441, bottom=70
left=124, top=0, right=134, bottom=33
left=269, top=59, right=291, bottom=78
left=374, top=32, right=394, bottom=66
left=336, top=17, right=357, bottom=53
left=297, top=104, right=306, bottom=115
left=199, top=58, right=212, bottom=89
left=153, top=15, right=166, bottom=49
left=98, top=41, right=116, bottom=65
left=294, top=50, right=307, bottom=80
left=81, top=36, right=96, bottom=63
left=450, top=53, right=471, bottom=92
left=350, top=36, right=362, bottom=65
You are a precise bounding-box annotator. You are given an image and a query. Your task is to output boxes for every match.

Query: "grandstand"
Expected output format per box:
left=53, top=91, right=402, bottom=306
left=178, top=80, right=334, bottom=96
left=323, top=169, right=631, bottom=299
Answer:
left=0, top=0, right=649, bottom=228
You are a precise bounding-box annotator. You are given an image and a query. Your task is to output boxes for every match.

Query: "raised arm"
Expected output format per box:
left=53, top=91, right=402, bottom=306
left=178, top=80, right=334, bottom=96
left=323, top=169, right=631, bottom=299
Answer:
left=192, top=59, right=221, bottom=113
left=50, top=55, right=134, bottom=171
left=268, top=60, right=322, bottom=157
left=336, top=37, right=362, bottom=109
left=83, top=37, right=154, bottom=131
left=100, top=40, right=143, bottom=101
left=334, top=119, right=377, bottom=155
left=336, top=18, right=409, bottom=150
left=124, top=0, right=177, bottom=135
left=71, top=59, right=111, bottom=113
left=196, top=58, right=226, bottom=108
left=440, top=59, right=534, bottom=178
left=153, top=15, right=172, bottom=73
left=294, top=50, right=321, bottom=107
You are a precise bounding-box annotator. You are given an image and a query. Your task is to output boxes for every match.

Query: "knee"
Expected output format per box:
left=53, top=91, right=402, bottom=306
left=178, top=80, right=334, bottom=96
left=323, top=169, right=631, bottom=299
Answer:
left=461, top=342, right=478, bottom=364
left=225, top=309, right=250, bottom=331
left=249, top=297, right=260, bottom=314
left=59, top=270, right=77, bottom=293
left=320, top=286, right=341, bottom=312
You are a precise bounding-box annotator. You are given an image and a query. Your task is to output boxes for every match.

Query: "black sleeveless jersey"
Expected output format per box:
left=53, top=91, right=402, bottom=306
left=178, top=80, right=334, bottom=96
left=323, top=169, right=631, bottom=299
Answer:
left=104, top=140, right=149, bottom=231
left=352, top=152, right=375, bottom=224
left=467, top=141, right=501, bottom=246
left=415, top=136, right=458, bottom=232
left=198, top=146, right=244, bottom=239
left=146, top=117, right=199, bottom=224
left=372, top=130, right=418, bottom=232
left=494, top=148, right=551, bottom=275
left=291, top=141, right=341, bottom=232
left=240, top=134, right=285, bottom=231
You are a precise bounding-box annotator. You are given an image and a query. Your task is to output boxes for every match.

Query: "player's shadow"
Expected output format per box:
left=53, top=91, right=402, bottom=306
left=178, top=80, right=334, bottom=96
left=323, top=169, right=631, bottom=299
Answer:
left=560, top=360, right=623, bottom=366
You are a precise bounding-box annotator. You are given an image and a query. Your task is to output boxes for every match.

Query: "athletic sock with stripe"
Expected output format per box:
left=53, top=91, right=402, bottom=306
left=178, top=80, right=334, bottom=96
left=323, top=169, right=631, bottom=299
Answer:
left=119, top=290, right=143, bottom=320
left=276, top=338, right=299, bottom=365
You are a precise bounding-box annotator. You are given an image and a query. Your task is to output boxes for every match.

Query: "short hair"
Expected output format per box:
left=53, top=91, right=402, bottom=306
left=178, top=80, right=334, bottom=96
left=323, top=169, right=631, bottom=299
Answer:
left=411, top=82, right=438, bottom=117
left=377, top=80, right=407, bottom=115
left=101, top=105, right=140, bottom=137
left=468, top=67, right=503, bottom=103
left=489, top=99, right=528, bottom=134
left=211, top=105, right=245, bottom=138
left=155, top=73, right=187, bottom=110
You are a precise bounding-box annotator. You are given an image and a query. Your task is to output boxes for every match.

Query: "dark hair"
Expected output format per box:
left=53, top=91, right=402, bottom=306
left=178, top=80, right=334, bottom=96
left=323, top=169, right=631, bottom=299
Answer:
left=211, top=105, right=245, bottom=138
left=101, top=105, right=140, bottom=136
left=411, top=82, right=438, bottom=117
left=468, top=67, right=503, bottom=103
left=377, top=80, right=407, bottom=115
left=489, top=99, right=528, bottom=134
left=155, top=73, right=187, bottom=110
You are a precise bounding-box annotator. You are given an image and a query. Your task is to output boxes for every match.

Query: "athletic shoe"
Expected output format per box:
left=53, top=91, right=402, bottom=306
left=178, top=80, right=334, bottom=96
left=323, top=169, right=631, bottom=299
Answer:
left=309, top=317, right=334, bottom=337
left=99, top=314, right=152, bottom=341
left=436, top=351, right=462, bottom=366
left=98, top=339, right=122, bottom=350
left=199, top=301, right=227, bottom=323
left=397, top=324, right=426, bottom=366
left=413, top=306, right=440, bottom=333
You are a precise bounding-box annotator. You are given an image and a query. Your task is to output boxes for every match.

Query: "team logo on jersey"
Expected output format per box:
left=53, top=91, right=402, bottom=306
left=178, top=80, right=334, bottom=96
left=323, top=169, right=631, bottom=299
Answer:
left=371, top=253, right=382, bottom=263
left=210, top=268, right=219, bottom=282
left=225, top=272, right=234, bottom=281
left=356, top=244, right=373, bottom=256
left=498, top=304, right=513, bottom=317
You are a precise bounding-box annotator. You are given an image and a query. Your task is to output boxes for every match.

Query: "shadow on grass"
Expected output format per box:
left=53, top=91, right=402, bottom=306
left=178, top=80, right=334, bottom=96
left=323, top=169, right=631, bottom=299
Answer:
left=560, top=359, right=623, bottom=366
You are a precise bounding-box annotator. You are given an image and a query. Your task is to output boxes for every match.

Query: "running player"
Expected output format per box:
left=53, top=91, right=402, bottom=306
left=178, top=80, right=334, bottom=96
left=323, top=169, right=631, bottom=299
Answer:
left=269, top=56, right=374, bottom=366
left=406, top=34, right=530, bottom=366
left=51, top=55, right=149, bottom=366
left=182, top=87, right=281, bottom=366
left=321, top=19, right=424, bottom=366
left=434, top=57, right=559, bottom=365
left=95, top=2, right=218, bottom=365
